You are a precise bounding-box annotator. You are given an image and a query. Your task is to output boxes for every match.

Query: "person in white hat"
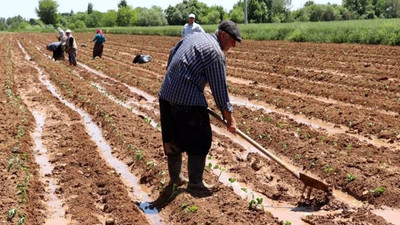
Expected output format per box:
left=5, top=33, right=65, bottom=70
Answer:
left=181, top=13, right=205, bottom=38
left=65, top=29, right=77, bottom=66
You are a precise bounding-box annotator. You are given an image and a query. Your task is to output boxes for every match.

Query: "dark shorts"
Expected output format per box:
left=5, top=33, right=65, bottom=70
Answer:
left=159, top=98, right=212, bottom=156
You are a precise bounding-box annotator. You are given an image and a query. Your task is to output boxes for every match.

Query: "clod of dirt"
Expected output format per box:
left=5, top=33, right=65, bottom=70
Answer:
left=105, top=217, right=115, bottom=225
left=96, top=182, right=106, bottom=188
left=251, top=159, right=263, bottom=171
left=378, top=130, right=394, bottom=139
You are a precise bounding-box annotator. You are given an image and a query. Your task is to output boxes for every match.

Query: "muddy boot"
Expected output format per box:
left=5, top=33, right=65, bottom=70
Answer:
left=187, top=154, right=213, bottom=196
left=167, top=154, right=188, bottom=186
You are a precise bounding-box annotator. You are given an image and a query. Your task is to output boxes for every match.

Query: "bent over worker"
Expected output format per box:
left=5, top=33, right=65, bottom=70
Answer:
left=159, top=20, right=242, bottom=195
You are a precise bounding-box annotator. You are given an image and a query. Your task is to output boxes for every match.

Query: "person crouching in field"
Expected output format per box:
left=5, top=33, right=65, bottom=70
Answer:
left=159, top=20, right=241, bottom=197
left=92, top=29, right=106, bottom=59
left=65, top=29, right=77, bottom=66
left=46, top=27, right=67, bottom=61
left=46, top=42, right=64, bottom=61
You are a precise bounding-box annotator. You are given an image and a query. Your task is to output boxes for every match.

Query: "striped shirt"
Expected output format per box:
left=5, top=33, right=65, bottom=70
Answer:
left=159, top=32, right=233, bottom=112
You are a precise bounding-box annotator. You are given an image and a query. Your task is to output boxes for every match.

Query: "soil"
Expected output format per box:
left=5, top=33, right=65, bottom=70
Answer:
left=0, top=32, right=398, bottom=225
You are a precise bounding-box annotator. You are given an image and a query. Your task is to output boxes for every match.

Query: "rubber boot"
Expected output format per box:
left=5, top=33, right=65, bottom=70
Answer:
left=187, top=154, right=213, bottom=196
left=167, top=154, right=188, bottom=186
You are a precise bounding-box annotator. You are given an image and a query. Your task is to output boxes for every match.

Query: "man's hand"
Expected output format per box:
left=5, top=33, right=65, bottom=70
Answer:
left=222, top=110, right=237, bottom=134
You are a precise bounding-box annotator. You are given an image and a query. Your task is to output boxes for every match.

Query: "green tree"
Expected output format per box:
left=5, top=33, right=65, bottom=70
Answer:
left=86, top=11, right=103, bottom=27
left=175, top=0, right=210, bottom=24
left=270, top=0, right=291, bottom=22
left=100, top=10, right=117, bottom=27
left=343, top=0, right=374, bottom=18
left=0, top=18, right=7, bottom=30
left=88, top=3, right=93, bottom=14
left=117, top=6, right=134, bottom=26
left=70, top=20, right=86, bottom=29
left=36, top=0, right=59, bottom=25
left=384, top=0, right=400, bottom=18
left=165, top=6, right=183, bottom=25
left=136, top=6, right=167, bottom=26
left=203, top=9, right=221, bottom=24
left=229, top=1, right=244, bottom=23
left=248, top=0, right=268, bottom=22
left=209, top=5, right=226, bottom=22
left=118, top=0, right=128, bottom=8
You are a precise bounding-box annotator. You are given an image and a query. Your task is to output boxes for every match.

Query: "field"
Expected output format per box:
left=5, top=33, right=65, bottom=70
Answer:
left=1, top=32, right=399, bottom=225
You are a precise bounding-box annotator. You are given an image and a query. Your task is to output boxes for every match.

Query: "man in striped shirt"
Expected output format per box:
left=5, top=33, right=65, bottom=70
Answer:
left=159, top=20, right=242, bottom=196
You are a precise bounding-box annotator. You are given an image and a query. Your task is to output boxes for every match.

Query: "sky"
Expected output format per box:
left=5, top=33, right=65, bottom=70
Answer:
left=0, top=0, right=342, bottom=19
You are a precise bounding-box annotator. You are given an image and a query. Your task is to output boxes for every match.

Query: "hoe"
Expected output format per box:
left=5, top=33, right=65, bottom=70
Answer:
left=207, top=108, right=332, bottom=200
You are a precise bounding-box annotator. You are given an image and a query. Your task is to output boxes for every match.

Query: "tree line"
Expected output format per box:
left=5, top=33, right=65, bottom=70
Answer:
left=1, top=0, right=400, bottom=31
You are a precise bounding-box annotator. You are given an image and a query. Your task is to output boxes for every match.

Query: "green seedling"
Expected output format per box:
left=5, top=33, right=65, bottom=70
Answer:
left=281, top=142, right=288, bottom=150
left=17, top=214, right=25, bottom=225
left=228, top=177, right=236, bottom=183
left=180, top=203, right=188, bottom=210
left=345, top=173, right=357, bottom=183
left=246, top=127, right=252, bottom=135
left=135, top=151, right=143, bottom=161
left=249, top=194, right=264, bottom=211
left=7, top=209, right=17, bottom=221
left=258, top=133, right=265, bottom=140
left=309, top=159, right=316, bottom=168
left=213, top=164, right=225, bottom=180
left=184, top=205, right=199, bottom=213
left=284, top=221, right=292, bottom=225
left=333, top=139, right=338, bottom=147
left=143, top=117, right=152, bottom=124
left=12, top=147, right=19, bottom=153
left=17, top=125, right=24, bottom=139
left=323, top=165, right=334, bottom=174
left=205, top=162, right=213, bottom=171
left=295, top=154, right=302, bottom=160
left=241, top=188, right=248, bottom=193
left=370, top=187, right=385, bottom=196
left=146, top=160, right=156, bottom=167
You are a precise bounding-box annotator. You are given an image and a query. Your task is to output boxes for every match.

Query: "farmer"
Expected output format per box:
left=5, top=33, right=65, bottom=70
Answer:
left=46, top=42, right=64, bottom=61
left=92, top=28, right=106, bottom=59
left=65, top=29, right=77, bottom=66
left=181, top=13, right=205, bottom=38
left=45, top=27, right=67, bottom=61
left=57, top=27, right=68, bottom=46
left=159, top=20, right=241, bottom=195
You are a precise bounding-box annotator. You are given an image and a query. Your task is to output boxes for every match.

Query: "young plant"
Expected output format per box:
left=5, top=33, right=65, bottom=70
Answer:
left=323, top=164, right=334, bottom=175
left=135, top=151, right=143, bottom=161
left=249, top=195, right=264, bottom=211
left=370, top=187, right=385, bottom=196
left=228, top=177, right=236, bottom=183
left=184, top=205, right=199, bottom=213
left=345, top=173, right=357, bottom=183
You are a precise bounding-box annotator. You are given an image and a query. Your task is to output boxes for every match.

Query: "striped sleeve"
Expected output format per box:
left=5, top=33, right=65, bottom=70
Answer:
left=205, top=58, right=233, bottom=112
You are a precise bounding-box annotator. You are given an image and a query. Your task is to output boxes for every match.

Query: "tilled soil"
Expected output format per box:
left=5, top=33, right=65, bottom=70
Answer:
left=1, top=32, right=398, bottom=225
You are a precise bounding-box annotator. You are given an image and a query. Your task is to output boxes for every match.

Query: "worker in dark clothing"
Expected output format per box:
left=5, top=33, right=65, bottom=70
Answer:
left=46, top=42, right=64, bottom=61
left=158, top=20, right=242, bottom=196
